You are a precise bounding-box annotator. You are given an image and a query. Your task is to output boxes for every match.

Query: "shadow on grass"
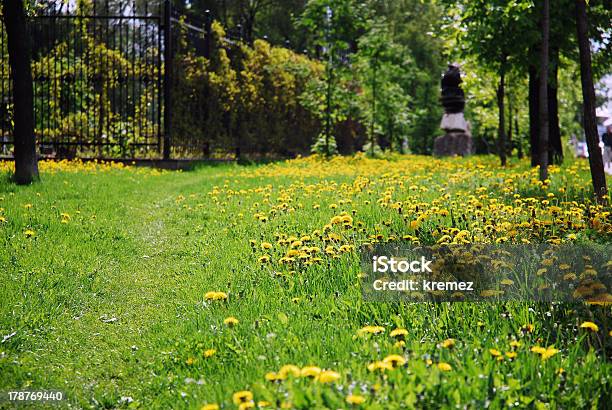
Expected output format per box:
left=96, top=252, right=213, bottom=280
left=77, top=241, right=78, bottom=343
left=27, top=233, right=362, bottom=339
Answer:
left=0, top=172, right=18, bottom=193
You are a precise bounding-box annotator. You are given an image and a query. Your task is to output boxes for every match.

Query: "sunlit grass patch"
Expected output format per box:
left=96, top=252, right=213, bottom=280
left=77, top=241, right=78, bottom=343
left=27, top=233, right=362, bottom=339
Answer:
left=0, top=155, right=610, bottom=409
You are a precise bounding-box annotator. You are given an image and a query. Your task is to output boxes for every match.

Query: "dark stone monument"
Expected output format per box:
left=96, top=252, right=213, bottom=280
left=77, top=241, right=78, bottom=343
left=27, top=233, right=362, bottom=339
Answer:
left=434, top=64, right=473, bottom=157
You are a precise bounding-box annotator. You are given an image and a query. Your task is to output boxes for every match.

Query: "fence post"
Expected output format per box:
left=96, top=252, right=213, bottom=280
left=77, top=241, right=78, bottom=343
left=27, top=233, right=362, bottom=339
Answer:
left=162, top=0, right=172, bottom=160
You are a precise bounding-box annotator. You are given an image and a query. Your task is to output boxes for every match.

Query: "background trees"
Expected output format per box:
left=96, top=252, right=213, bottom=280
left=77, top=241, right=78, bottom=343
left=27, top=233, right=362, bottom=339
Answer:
left=1, top=0, right=610, bottom=176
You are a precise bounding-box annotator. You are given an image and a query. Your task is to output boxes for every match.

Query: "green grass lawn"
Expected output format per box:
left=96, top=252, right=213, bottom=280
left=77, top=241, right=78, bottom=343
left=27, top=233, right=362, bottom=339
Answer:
left=0, top=155, right=610, bottom=409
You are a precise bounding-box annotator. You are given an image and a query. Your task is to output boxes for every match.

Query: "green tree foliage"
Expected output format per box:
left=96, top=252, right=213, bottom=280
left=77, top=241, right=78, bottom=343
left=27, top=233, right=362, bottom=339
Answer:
left=368, top=0, right=447, bottom=154
left=441, top=0, right=611, bottom=164
left=297, top=0, right=369, bottom=155
left=173, top=0, right=309, bottom=47
left=354, top=20, right=414, bottom=155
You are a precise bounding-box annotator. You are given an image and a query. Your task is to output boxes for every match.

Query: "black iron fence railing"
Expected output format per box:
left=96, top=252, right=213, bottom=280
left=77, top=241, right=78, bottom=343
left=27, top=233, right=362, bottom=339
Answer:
left=0, top=0, right=264, bottom=160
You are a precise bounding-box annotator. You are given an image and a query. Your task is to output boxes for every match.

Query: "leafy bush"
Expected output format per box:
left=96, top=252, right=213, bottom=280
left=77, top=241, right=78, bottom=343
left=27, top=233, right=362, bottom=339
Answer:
left=171, top=21, right=324, bottom=158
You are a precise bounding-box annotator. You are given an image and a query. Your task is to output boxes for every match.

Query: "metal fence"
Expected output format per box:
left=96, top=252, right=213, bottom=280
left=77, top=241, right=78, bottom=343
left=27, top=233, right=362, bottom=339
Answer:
left=0, top=0, right=227, bottom=160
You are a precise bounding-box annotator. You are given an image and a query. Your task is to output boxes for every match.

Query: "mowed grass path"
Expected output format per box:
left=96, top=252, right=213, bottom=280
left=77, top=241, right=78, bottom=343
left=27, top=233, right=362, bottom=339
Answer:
left=0, top=156, right=610, bottom=409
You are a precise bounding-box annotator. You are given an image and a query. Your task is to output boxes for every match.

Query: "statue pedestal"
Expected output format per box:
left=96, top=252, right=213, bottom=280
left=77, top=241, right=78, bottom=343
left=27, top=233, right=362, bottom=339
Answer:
left=440, top=113, right=469, bottom=132
left=434, top=113, right=473, bottom=157
left=434, top=132, right=472, bottom=157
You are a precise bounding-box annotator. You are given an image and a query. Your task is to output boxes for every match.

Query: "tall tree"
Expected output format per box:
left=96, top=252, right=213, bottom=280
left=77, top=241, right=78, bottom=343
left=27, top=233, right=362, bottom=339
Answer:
left=2, top=0, right=39, bottom=184
left=497, top=54, right=508, bottom=166
left=538, top=0, right=549, bottom=182
left=529, top=65, right=539, bottom=166
left=575, top=0, right=608, bottom=204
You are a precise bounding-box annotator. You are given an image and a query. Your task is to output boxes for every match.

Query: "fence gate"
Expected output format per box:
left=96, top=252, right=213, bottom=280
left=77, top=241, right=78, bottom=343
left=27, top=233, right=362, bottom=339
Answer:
left=0, top=0, right=164, bottom=159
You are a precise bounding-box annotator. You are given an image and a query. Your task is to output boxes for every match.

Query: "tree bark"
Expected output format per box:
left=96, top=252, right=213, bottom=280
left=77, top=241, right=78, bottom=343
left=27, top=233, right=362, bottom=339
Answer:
left=548, top=46, right=563, bottom=164
left=3, top=0, right=39, bottom=184
left=507, top=94, right=513, bottom=156
left=538, top=0, right=549, bottom=182
left=529, top=58, right=563, bottom=167
left=576, top=0, right=608, bottom=204
left=529, top=65, right=539, bottom=166
left=497, top=56, right=507, bottom=167
left=516, top=109, right=523, bottom=159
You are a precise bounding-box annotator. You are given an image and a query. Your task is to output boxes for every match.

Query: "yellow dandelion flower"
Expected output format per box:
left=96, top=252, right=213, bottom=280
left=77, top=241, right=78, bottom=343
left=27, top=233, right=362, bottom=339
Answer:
left=509, top=341, right=522, bottom=350
left=579, top=321, right=599, bottom=332
left=261, top=242, right=273, bottom=250
left=346, top=394, right=366, bottom=405
left=205, top=291, right=228, bottom=301
left=563, top=272, right=577, bottom=281
left=224, top=317, right=239, bottom=327
left=357, top=325, right=385, bottom=336
left=382, top=354, right=406, bottom=368
left=265, top=372, right=282, bottom=382
left=441, top=338, right=456, bottom=349
left=204, top=349, right=216, bottom=358
left=541, top=347, right=559, bottom=360
left=367, top=361, right=393, bottom=372
left=542, top=258, right=554, bottom=266
left=489, top=349, right=502, bottom=357
left=317, top=370, right=341, bottom=383
left=24, top=229, right=36, bottom=238
left=390, top=328, right=408, bottom=338
left=437, top=362, right=452, bottom=372
left=232, top=391, right=254, bottom=405
left=278, top=364, right=301, bottom=378
left=200, top=404, right=219, bottom=410
left=300, top=366, right=321, bottom=378
left=480, top=289, right=504, bottom=297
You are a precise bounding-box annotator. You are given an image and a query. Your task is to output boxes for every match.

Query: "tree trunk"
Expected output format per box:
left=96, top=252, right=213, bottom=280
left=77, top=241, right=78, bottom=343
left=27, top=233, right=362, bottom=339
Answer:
left=538, top=0, right=550, bottom=182
left=507, top=95, right=513, bottom=156
left=497, top=56, right=507, bottom=167
left=530, top=59, right=562, bottom=167
left=3, top=0, right=39, bottom=184
left=516, top=109, right=523, bottom=159
left=370, top=60, right=377, bottom=156
left=529, top=65, right=539, bottom=166
left=548, top=47, right=563, bottom=164
left=576, top=0, right=608, bottom=203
